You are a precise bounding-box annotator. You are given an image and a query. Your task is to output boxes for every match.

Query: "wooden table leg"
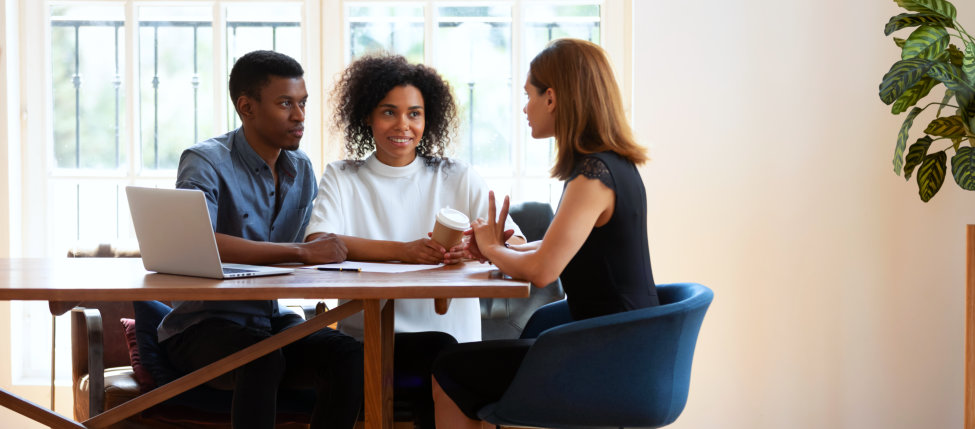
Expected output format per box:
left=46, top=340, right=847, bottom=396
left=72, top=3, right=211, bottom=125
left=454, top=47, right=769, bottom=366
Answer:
left=0, top=389, right=86, bottom=429
left=364, top=299, right=395, bottom=429
left=434, top=298, right=451, bottom=315
left=381, top=299, right=395, bottom=427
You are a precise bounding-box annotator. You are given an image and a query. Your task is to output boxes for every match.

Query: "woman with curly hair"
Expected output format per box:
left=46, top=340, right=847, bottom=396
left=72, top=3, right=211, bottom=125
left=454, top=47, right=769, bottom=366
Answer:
left=303, top=54, right=523, bottom=428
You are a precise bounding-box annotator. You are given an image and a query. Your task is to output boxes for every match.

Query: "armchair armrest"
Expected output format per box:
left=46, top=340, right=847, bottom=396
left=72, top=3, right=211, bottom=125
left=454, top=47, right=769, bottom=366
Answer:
left=71, top=308, right=106, bottom=418
left=518, top=299, right=572, bottom=339
left=480, top=296, right=711, bottom=428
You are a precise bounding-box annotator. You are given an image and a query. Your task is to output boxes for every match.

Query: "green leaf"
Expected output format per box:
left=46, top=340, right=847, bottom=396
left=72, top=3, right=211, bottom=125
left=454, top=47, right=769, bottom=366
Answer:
left=924, top=115, right=968, bottom=137
left=952, top=137, right=963, bottom=151
left=951, top=146, right=975, bottom=190
left=905, top=135, right=934, bottom=179
left=956, top=88, right=975, bottom=129
left=894, top=107, right=925, bottom=174
left=892, top=77, right=939, bottom=114
left=917, top=150, right=947, bottom=201
left=880, top=58, right=935, bottom=105
left=927, top=62, right=972, bottom=94
left=884, top=12, right=953, bottom=35
left=895, top=37, right=907, bottom=48
left=949, top=44, right=965, bottom=66
left=964, top=41, right=975, bottom=85
left=937, top=89, right=955, bottom=116
left=902, top=26, right=949, bottom=60
left=894, top=0, right=957, bottom=20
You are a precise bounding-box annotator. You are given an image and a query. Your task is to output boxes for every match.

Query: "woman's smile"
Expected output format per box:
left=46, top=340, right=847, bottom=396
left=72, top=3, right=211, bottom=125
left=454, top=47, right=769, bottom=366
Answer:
left=367, top=84, right=426, bottom=167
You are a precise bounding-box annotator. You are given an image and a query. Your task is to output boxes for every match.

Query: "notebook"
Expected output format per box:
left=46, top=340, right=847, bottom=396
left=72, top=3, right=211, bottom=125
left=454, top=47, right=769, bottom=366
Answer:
left=125, top=186, right=294, bottom=279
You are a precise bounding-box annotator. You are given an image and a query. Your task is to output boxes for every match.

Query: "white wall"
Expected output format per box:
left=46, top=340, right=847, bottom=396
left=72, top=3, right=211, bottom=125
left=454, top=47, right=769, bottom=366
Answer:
left=635, top=1, right=975, bottom=428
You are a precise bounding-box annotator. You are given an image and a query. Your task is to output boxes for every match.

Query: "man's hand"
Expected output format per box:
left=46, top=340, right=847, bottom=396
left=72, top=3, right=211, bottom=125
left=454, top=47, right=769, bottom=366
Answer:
left=301, top=233, right=348, bottom=264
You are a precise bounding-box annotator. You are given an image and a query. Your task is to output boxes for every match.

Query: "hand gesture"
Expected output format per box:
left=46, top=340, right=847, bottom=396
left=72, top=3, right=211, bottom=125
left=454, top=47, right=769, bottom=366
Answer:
left=469, top=191, right=511, bottom=261
left=465, top=228, right=513, bottom=263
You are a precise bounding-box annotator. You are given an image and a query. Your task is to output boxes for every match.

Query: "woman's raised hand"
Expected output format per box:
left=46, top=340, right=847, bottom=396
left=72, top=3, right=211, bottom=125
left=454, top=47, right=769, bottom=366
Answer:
left=467, top=191, right=512, bottom=262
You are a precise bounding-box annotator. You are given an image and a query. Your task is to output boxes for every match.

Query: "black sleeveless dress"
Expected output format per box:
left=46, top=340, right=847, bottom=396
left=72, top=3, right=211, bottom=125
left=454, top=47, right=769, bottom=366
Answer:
left=560, top=151, right=659, bottom=319
left=432, top=152, right=658, bottom=419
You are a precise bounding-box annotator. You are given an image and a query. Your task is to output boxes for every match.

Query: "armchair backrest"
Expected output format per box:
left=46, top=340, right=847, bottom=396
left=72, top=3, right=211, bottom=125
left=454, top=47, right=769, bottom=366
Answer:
left=508, top=202, right=554, bottom=242
left=70, top=301, right=137, bottom=421
left=481, top=283, right=713, bottom=428
left=481, top=201, right=566, bottom=340
left=71, top=302, right=135, bottom=380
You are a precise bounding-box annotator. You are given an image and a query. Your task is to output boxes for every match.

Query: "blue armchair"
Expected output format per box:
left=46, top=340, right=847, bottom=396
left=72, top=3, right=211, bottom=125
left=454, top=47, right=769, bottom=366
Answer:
left=477, top=283, right=713, bottom=429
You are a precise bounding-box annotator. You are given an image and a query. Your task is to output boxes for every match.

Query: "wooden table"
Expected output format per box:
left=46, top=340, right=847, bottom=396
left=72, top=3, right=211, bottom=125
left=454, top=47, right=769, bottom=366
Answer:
left=0, top=258, right=530, bottom=429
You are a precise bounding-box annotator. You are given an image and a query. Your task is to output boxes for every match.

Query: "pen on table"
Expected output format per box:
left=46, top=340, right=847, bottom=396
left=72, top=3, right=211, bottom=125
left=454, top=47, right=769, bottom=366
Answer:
left=317, top=267, right=362, bottom=272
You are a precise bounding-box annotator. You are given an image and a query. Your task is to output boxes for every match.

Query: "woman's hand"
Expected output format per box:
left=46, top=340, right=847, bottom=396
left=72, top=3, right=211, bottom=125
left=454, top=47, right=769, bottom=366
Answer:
left=427, top=232, right=466, bottom=265
left=400, top=238, right=448, bottom=264
left=443, top=241, right=467, bottom=265
left=469, top=191, right=511, bottom=262
left=465, top=228, right=514, bottom=263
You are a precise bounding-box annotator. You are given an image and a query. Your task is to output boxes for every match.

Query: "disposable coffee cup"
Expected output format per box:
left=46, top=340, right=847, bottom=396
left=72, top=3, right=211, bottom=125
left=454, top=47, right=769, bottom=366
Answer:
left=431, top=207, right=469, bottom=248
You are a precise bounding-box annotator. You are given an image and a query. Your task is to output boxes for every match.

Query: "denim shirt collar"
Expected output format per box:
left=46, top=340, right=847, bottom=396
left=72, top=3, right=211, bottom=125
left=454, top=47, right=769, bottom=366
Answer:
left=231, top=127, right=298, bottom=180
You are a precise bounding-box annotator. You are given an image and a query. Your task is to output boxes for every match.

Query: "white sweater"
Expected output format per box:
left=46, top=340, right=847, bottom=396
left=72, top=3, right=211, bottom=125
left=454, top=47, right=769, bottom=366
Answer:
left=305, top=153, right=522, bottom=343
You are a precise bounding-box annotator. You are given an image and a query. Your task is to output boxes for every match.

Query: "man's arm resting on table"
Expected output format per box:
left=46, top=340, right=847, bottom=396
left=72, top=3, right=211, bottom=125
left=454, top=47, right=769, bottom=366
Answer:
left=216, top=232, right=347, bottom=265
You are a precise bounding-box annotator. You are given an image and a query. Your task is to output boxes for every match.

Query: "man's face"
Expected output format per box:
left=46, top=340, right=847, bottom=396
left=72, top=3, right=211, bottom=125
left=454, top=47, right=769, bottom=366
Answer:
left=240, top=76, right=308, bottom=151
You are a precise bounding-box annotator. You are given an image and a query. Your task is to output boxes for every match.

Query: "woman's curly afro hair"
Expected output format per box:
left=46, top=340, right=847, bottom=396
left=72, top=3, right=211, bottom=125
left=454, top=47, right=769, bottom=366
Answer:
left=331, top=54, right=458, bottom=163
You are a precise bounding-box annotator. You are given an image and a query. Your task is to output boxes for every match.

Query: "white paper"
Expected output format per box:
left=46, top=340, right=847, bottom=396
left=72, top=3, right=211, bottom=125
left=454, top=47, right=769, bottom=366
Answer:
left=305, top=261, right=443, bottom=273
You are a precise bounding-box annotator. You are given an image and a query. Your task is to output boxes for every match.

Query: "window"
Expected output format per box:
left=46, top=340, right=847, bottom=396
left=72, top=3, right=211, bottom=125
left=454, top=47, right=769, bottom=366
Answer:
left=344, top=1, right=603, bottom=204
left=16, top=0, right=310, bottom=385
left=45, top=2, right=304, bottom=257
left=9, top=0, right=629, bottom=385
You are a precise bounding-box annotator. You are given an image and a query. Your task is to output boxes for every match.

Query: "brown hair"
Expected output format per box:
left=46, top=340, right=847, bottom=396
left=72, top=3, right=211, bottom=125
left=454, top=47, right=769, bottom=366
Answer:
left=529, top=38, right=647, bottom=180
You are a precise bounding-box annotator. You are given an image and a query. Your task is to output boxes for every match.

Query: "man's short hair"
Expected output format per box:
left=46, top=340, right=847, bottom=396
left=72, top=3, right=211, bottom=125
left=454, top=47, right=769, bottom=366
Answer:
left=228, top=50, right=304, bottom=105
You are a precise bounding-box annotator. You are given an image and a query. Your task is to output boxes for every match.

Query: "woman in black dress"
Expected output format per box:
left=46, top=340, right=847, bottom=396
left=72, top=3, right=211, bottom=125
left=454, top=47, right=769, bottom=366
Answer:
left=431, top=38, right=660, bottom=428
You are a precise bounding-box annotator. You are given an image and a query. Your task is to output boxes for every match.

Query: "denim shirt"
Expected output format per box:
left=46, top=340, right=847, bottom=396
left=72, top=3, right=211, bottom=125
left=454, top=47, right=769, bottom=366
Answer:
left=157, top=128, right=318, bottom=342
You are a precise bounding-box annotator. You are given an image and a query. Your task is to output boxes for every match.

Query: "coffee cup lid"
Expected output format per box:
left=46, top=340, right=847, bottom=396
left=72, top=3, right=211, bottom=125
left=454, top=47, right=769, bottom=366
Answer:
left=437, top=207, right=469, bottom=230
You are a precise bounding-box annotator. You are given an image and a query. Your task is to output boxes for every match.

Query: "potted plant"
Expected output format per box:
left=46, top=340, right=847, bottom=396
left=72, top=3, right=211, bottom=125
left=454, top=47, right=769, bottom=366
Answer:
left=879, top=0, right=975, bottom=201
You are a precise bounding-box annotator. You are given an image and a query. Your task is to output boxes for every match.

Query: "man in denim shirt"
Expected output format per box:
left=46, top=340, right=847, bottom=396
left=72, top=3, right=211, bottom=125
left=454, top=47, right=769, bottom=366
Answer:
left=158, top=51, right=362, bottom=429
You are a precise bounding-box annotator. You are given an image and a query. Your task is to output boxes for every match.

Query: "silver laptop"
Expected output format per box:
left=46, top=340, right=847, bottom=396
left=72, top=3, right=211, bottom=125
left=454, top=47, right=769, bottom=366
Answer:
left=125, top=186, right=294, bottom=279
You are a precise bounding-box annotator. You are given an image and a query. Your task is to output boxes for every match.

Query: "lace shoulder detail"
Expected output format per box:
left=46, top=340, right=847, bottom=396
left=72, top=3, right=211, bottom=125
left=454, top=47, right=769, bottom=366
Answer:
left=569, top=156, right=613, bottom=190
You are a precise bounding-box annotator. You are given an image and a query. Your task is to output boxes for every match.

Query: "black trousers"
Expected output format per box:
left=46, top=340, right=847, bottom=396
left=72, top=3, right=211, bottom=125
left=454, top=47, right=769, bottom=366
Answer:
left=392, top=331, right=458, bottom=428
left=163, top=313, right=363, bottom=429
left=431, top=339, right=534, bottom=420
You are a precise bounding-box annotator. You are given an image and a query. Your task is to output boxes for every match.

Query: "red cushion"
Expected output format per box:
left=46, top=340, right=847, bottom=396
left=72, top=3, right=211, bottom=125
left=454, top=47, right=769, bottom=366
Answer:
left=120, top=318, right=156, bottom=392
